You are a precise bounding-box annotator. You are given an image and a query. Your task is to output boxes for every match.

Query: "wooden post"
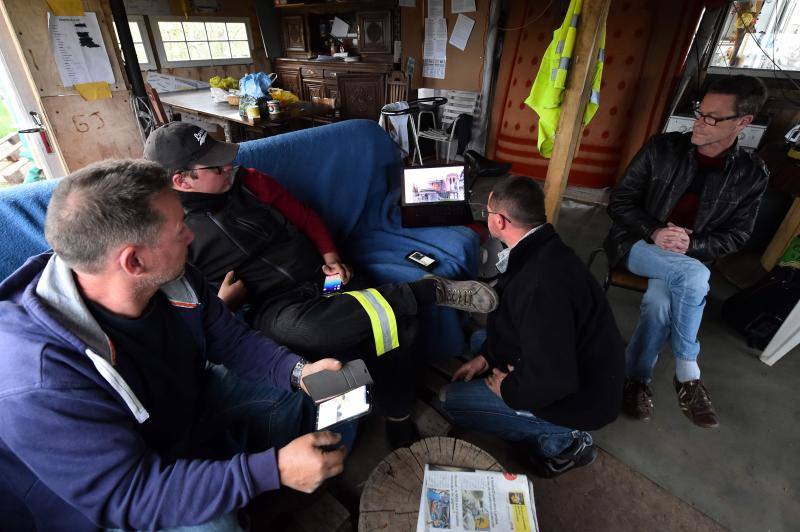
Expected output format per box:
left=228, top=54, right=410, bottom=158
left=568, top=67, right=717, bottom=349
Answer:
left=543, top=0, right=611, bottom=225
left=761, top=197, right=800, bottom=271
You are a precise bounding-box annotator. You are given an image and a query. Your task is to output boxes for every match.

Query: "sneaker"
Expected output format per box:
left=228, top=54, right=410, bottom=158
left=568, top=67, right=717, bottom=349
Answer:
left=424, top=275, right=498, bottom=314
left=527, top=438, right=597, bottom=479
left=674, top=376, right=719, bottom=428
left=622, top=378, right=654, bottom=422
left=386, top=417, right=420, bottom=449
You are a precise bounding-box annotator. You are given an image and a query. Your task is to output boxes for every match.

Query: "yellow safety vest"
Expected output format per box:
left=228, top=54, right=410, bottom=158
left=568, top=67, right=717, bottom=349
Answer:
left=524, top=0, right=606, bottom=158
left=343, top=288, right=400, bottom=356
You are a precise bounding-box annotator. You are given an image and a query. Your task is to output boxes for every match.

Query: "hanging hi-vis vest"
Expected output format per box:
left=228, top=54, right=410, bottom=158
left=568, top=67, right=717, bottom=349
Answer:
left=524, top=0, right=606, bottom=158
left=344, top=288, right=400, bottom=356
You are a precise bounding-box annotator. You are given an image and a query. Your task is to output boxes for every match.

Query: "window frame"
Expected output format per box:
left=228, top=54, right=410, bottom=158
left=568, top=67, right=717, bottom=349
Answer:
left=114, top=15, right=158, bottom=71
left=708, top=0, right=800, bottom=77
left=150, top=15, right=255, bottom=68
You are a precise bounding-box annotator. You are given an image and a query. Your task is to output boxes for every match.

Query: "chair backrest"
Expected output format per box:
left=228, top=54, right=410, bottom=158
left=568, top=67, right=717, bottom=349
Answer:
left=386, top=71, right=409, bottom=103
left=440, top=90, right=480, bottom=128
left=144, top=83, right=169, bottom=126
left=336, top=74, right=387, bottom=120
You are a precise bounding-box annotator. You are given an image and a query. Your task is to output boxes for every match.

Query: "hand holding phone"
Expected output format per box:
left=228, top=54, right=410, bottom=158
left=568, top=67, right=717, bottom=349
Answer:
left=323, top=273, right=343, bottom=294
left=302, top=359, right=373, bottom=402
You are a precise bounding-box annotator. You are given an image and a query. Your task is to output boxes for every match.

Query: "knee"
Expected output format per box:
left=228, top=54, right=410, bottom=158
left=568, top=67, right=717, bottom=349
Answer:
left=671, top=262, right=710, bottom=296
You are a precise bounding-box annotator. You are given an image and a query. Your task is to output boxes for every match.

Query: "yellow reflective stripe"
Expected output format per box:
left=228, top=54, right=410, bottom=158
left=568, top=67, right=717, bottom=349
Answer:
left=344, top=288, right=399, bottom=356
left=362, top=288, right=399, bottom=354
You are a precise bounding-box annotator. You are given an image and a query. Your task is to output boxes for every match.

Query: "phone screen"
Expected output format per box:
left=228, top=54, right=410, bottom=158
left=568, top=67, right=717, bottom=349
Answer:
left=322, top=273, right=343, bottom=294
left=316, top=385, right=370, bottom=430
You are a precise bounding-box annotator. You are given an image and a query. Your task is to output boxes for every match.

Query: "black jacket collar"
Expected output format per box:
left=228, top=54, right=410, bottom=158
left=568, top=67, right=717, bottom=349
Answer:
left=503, top=223, right=556, bottom=277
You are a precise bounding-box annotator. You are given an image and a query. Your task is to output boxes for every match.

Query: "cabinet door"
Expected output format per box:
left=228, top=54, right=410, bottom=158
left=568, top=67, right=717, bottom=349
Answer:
left=282, top=16, right=308, bottom=55
left=337, top=74, right=386, bottom=120
left=276, top=69, right=302, bottom=96
left=357, top=11, right=392, bottom=55
left=303, top=79, right=325, bottom=101
left=324, top=83, right=338, bottom=102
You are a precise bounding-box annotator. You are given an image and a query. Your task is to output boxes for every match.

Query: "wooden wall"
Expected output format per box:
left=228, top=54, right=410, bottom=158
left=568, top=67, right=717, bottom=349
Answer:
left=400, top=1, right=490, bottom=92
left=3, top=0, right=144, bottom=172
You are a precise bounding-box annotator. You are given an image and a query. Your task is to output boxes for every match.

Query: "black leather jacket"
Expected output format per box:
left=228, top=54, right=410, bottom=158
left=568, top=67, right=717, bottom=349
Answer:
left=603, top=132, right=769, bottom=266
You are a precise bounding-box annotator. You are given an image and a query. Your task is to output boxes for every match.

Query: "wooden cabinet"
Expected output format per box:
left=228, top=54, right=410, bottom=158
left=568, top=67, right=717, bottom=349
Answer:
left=275, top=68, right=302, bottom=96
left=274, top=59, right=391, bottom=119
left=357, top=11, right=392, bottom=56
left=281, top=16, right=313, bottom=58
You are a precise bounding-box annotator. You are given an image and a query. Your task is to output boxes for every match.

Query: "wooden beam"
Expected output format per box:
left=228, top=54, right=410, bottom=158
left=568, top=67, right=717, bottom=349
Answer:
left=761, top=196, right=800, bottom=271
left=543, top=0, right=611, bottom=225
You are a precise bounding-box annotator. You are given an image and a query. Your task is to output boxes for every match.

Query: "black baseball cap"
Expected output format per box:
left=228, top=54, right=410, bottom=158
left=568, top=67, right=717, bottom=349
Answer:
left=143, top=122, right=239, bottom=172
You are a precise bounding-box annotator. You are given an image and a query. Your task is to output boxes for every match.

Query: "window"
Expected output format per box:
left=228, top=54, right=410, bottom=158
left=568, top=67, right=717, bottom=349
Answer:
left=113, top=15, right=157, bottom=71
left=710, top=0, right=800, bottom=76
left=151, top=16, right=253, bottom=68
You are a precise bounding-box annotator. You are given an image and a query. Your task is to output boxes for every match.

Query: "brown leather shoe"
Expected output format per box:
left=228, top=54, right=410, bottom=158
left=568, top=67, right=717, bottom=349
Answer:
left=622, top=379, right=654, bottom=421
left=674, top=376, right=719, bottom=428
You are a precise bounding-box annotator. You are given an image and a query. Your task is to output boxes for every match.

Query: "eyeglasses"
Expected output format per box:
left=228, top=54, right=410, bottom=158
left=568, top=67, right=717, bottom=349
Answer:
left=480, top=208, right=513, bottom=224
left=692, top=103, right=739, bottom=126
left=189, top=165, right=225, bottom=174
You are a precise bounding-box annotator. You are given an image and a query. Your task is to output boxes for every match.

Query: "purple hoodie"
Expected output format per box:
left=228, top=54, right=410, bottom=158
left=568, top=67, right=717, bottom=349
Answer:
left=0, top=252, right=301, bottom=530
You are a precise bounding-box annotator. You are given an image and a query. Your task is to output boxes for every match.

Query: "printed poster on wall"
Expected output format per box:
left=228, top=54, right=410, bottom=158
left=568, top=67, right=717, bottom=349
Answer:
left=49, top=12, right=115, bottom=88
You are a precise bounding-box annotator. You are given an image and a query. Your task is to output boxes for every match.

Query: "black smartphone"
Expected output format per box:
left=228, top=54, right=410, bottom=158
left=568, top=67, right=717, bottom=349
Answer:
left=315, top=385, right=372, bottom=430
left=302, top=359, right=374, bottom=403
left=406, top=250, right=438, bottom=271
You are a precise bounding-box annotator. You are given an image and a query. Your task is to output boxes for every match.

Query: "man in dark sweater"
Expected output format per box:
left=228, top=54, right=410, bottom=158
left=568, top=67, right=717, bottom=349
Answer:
left=143, top=122, right=498, bottom=448
left=0, top=160, right=346, bottom=530
left=441, top=176, right=625, bottom=478
left=604, top=75, right=768, bottom=428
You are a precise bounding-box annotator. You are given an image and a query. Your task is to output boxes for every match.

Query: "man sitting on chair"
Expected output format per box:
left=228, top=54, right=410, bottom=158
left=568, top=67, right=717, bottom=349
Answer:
left=604, top=75, right=769, bottom=428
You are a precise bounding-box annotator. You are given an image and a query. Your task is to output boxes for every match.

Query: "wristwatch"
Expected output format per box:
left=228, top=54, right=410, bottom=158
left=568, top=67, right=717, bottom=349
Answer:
left=290, top=358, right=307, bottom=390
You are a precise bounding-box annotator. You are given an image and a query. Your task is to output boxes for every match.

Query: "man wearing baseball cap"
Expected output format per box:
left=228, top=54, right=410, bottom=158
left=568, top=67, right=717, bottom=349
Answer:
left=144, top=122, right=498, bottom=448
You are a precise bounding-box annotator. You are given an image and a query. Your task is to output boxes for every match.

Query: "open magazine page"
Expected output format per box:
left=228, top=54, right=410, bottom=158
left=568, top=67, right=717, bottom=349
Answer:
left=416, top=465, right=539, bottom=532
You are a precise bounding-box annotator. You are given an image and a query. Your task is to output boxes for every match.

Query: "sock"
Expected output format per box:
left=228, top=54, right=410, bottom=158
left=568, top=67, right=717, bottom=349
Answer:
left=409, top=279, right=437, bottom=306
left=675, top=359, right=701, bottom=383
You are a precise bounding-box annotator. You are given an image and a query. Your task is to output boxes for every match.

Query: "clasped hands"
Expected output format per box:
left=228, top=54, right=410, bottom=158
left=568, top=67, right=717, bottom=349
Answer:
left=652, top=222, right=692, bottom=254
left=451, top=354, right=514, bottom=399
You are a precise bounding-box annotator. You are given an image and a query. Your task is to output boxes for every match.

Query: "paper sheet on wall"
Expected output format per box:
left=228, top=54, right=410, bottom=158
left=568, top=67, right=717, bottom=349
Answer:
left=423, top=58, right=446, bottom=79
left=146, top=72, right=210, bottom=93
left=449, top=14, right=475, bottom=51
left=49, top=12, right=116, bottom=88
left=123, top=0, right=171, bottom=15
left=424, top=17, right=448, bottom=61
left=331, top=17, right=349, bottom=39
left=451, top=0, right=477, bottom=13
left=427, top=0, right=443, bottom=18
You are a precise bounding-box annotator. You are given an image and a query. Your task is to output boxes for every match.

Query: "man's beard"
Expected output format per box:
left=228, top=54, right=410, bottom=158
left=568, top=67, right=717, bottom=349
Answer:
left=135, top=263, right=186, bottom=292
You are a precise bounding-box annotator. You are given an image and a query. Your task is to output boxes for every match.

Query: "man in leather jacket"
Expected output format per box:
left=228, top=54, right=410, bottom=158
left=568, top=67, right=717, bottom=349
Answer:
left=604, top=75, right=768, bottom=428
left=143, top=122, right=498, bottom=448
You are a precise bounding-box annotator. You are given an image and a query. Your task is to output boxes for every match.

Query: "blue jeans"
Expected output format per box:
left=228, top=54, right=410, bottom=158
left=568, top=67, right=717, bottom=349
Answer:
left=440, top=380, right=592, bottom=459
left=625, top=240, right=710, bottom=383
left=110, top=366, right=356, bottom=532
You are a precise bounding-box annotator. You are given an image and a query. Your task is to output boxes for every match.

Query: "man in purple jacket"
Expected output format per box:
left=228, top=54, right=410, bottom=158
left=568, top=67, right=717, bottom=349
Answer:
left=0, top=160, right=345, bottom=531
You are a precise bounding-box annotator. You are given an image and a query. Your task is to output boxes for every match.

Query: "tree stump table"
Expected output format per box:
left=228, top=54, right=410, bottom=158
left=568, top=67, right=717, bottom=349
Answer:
left=358, top=437, right=502, bottom=532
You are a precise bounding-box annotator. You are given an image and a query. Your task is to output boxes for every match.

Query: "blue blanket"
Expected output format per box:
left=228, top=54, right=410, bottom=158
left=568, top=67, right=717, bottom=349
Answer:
left=236, top=120, right=478, bottom=357
left=0, top=179, right=58, bottom=280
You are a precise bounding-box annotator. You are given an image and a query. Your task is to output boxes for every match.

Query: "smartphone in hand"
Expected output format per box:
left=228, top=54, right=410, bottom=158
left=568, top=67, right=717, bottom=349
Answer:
left=315, top=385, right=372, bottom=430
left=323, top=273, right=343, bottom=294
